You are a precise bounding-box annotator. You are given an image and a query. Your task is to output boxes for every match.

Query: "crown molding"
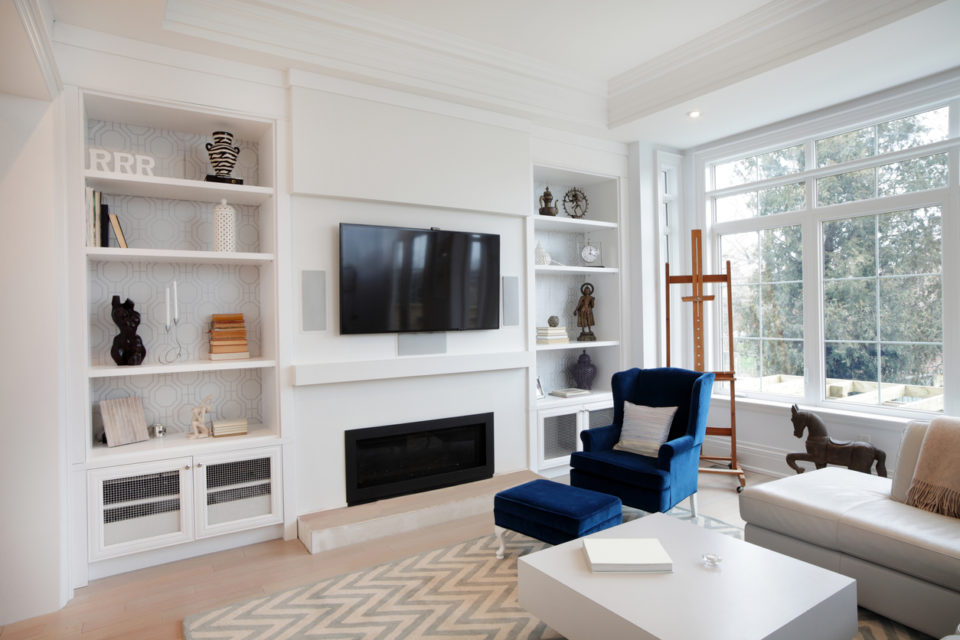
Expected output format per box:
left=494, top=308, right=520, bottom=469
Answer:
left=13, top=0, right=61, bottom=99
left=607, top=0, right=943, bottom=127
left=689, top=66, right=960, bottom=160
left=163, top=0, right=608, bottom=133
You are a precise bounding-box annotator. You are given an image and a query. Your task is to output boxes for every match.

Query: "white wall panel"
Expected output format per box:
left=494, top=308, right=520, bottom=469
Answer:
left=291, top=195, right=527, bottom=363
left=291, top=87, right=529, bottom=214
left=0, top=95, right=63, bottom=624
left=295, top=369, right=528, bottom=514
left=52, top=29, right=285, bottom=120
left=530, top=130, right=628, bottom=180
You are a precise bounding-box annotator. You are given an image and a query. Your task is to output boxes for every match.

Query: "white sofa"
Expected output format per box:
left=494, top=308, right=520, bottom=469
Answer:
left=739, top=422, right=960, bottom=638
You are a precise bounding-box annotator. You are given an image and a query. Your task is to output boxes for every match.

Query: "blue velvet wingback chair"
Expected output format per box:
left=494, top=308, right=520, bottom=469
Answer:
left=569, top=367, right=715, bottom=514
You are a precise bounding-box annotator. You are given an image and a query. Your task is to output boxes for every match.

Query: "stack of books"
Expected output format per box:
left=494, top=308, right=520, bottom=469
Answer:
left=549, top=388, right=590, bottom=398
left=209, top=313, right=250, bottom=360
left=211, top=418, right=248, bottom=437
left=537, top=326, right=569, bottom=345
left=582, top=537, right=673, bottom=573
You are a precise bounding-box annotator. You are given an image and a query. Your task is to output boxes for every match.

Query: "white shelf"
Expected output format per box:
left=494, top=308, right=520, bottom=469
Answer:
left=537, top=390, right=614, bottom=409
left=533, top=216, right=617, bottom=232
left=86, top=247, right=274, bottom=265
left=86, top=425, right=279, bottom=467
left=88, top=357, right=277, bottom=379
left=85, top=170, right=274, bottom=206
left=536, top=340, right=619, bottom=352
left=535, top=265, right=619, bottom=274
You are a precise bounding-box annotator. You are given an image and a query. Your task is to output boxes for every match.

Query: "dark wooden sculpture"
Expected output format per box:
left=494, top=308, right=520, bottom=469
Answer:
left=110, top=295, right=146, bottom=366
left=786, top=404, right=886, bottom=476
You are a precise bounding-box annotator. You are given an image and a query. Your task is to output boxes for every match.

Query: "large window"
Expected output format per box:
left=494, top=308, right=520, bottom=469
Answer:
left=702, top=102, right=956, bottom=415
left=721, top=227, right=804, bottom=395
left=822, top=207, right=943, bottom=410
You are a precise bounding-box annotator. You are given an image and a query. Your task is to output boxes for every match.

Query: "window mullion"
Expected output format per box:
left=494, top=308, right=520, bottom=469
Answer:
left=802, top=213, right=822, bottom=404
left=874, top=215, right=882, bottom=405
left=941, top=133, right=960, bottom=414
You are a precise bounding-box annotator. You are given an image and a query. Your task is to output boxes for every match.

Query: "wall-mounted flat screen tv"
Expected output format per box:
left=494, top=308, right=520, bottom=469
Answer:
left=339, top=223, right=501, bottom=334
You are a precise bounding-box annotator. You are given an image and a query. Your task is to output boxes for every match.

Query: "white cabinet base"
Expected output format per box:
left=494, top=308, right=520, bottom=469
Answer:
left=87, top=446, right=282, bottom=564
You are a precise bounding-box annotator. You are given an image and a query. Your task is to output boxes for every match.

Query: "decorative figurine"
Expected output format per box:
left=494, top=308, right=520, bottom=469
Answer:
left=571, top=350, right=597, bottom=390
left=535, top=242, right=563, bottom=266
left=563, top=187, right=589, bottom=218
left=110, top=296, right=146, bottom=366
left=205, top=131, right=243, bottom=184
left=574, top=282, right=597, bottom=341
left=786, top=404, right=887, bottom=476
left=188, top=395, right=214, bottom=439
left=538, top=186, right=558, bottom=216
left=535, top=241, right=551, bottom=265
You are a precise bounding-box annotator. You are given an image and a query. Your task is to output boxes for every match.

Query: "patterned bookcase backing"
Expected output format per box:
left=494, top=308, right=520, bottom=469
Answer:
left=91, top=369, right=263, bottom=441
left=98, top=194, right=260, bottom=252
left=88, top=262, right=262, bottom=365
left=87, top=120, right=260, bottom=185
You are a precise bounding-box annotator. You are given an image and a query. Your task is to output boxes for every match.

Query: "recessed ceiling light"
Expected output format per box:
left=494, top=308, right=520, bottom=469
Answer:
left=687, top=110, right=701, bottom=119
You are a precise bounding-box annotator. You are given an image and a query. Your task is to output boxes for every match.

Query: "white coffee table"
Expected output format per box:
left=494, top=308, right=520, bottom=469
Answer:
left=518, top=512, right=856, bottom=640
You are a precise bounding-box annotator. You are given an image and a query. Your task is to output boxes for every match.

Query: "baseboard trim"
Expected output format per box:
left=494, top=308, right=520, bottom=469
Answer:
left=702, top=437, right=791, bottom=479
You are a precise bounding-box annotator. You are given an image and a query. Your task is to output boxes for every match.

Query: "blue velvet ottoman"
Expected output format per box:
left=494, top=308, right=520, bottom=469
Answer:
left=493, top=479, right=622, bottom=558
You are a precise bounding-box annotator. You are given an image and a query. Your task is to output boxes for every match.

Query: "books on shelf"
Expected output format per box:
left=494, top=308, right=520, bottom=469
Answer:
left=549, top=388, right=590, bottom=398
left=537, top=326, right=567, bottom=335
left=582, top=538, right=673, bottom=573
left=537, top=326, right=569, bottom=344
left=209, top=313, right=250, bottom=360
left=212, top=418, right=248, bottom=437
left=108, top=213, right=127, bottom=248
left=209, top=352, right=251, bottom=361
left=87, top=188, right=128, bottom=249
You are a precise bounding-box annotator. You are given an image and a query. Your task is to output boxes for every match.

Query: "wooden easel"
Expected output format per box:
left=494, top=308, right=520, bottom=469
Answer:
left=665, top=230, right=746, bottom=492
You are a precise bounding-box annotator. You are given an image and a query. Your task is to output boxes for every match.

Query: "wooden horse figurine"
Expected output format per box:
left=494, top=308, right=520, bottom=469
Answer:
left=786, top=404, right=887, bottom=476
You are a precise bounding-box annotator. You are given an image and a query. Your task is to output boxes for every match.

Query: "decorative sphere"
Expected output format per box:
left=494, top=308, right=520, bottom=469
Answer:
left=548, top=315, right=560, bottom=327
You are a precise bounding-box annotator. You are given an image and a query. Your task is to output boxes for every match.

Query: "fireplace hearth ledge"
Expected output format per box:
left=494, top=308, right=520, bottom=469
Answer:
left=297, top=470, right=540, bottom=554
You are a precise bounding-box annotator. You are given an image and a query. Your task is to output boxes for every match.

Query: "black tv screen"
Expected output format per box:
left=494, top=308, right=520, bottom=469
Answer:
left=339, top=223, right=500, bottom=334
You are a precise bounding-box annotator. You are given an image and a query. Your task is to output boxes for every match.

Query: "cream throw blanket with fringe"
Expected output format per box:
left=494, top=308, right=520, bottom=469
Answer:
left=906, top=417, right=960, bottom=519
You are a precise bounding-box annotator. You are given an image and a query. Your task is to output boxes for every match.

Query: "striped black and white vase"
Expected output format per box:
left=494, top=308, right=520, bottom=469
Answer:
left=205, top=130, right=240, bottom=178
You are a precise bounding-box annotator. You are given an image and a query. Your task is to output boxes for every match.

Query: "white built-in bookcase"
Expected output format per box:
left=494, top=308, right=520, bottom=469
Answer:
left=69, top=90, right=284, bottom=569
left=530, top=165, right=624, bottom=470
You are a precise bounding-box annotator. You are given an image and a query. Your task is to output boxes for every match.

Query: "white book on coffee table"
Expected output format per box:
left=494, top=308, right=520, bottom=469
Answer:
left=582, top=537, right=673, bottom=573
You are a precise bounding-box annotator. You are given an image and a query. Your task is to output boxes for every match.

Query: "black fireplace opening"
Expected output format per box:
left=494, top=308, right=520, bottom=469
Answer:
left=345, top=412, right=494, bottom=506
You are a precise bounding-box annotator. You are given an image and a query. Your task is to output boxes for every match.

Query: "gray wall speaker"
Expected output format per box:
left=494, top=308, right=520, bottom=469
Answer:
left=301, top=270, right=326, bottom=331
left=398, top=333, right=447, bottom=356
left=502, top=276, right=519, bottom=327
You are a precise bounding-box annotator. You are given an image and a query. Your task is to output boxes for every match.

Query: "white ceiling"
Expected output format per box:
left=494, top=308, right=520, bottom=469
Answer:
left=331, top=0, right=773, bottom=79
left=10, top=0, right=960, bottom=148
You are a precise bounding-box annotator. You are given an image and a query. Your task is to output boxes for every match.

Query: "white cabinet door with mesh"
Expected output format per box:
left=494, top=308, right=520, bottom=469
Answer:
left=193, top=446, right=282, bottom=539
left=87, top=458, right=194, bottom=561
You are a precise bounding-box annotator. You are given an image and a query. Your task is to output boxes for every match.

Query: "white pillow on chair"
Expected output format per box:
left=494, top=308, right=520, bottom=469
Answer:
left=613, top=402, right=678, bottom=457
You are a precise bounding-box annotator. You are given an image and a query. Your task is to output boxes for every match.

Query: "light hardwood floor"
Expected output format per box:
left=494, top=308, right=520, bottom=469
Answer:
left=0, top=468, right=774, bottom=639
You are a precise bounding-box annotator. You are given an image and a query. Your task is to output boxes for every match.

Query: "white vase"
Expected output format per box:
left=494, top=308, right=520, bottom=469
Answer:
left=213, top=198, right=236, bottom=252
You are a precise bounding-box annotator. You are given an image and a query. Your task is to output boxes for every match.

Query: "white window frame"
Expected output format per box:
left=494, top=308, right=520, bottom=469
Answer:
left=691, top=76, right=960, bottom=419
left=656, top=150, right=685, bottom=367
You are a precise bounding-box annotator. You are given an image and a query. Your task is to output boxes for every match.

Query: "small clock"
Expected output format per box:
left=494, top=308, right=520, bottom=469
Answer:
left=578, top=240, right=602, bottom=266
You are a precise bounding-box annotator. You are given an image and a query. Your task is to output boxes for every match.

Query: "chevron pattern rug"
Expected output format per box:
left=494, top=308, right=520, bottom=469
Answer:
left=183, top=508, right=931, bottom=640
